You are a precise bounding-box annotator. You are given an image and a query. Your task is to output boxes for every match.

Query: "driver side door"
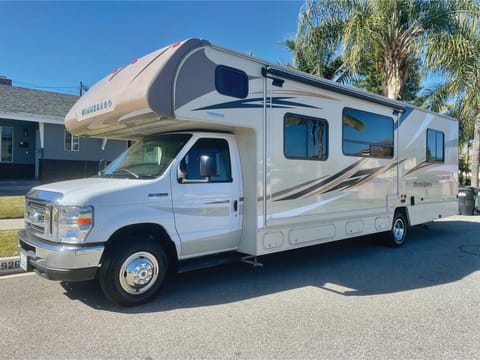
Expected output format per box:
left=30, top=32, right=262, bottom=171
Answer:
left=171, top=136, right=242, bottom=257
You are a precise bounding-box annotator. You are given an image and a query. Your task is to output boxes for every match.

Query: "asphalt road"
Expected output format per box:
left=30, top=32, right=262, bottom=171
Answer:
left=1, top=216, right=479, bottom=359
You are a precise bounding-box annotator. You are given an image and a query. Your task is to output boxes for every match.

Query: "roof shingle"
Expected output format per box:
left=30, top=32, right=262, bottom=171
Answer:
left=0, top=84, right=79, bottom=119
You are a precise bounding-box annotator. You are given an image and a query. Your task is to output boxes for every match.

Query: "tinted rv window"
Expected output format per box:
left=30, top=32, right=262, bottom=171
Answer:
left=215, top=66, right=248, bottom=99
left=284, top=114, right=328, bottom=160
left=426, top=129, right=445, bottom=162
left=342, top=108, right=394, bottom=158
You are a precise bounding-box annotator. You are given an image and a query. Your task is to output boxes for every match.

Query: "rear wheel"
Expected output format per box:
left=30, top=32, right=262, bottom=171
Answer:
left=385, top=212, right=407, bottom=247
left=99, top=237, right=168, bottom=306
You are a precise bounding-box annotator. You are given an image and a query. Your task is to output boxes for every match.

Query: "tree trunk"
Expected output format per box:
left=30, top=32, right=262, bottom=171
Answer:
left=471, top=116, right=480, bottom=187
left=386, top=76, right=401, bottom=99
left=384, top=57, right=402, bottom=100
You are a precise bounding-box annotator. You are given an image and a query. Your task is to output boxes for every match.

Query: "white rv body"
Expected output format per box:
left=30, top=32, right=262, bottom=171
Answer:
left=19, top=39, right=458, bottom=305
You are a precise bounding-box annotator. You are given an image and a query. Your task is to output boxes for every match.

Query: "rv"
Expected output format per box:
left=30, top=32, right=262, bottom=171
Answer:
left=18, top=39, right=458, bottom=306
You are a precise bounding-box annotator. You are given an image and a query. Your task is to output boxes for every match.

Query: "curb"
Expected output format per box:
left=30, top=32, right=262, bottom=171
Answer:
left=0, top=256, right=24, bottom=276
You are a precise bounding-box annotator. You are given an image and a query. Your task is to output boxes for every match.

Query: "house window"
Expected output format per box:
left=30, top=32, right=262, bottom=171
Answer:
left=284, top=114, right=328, bottom=160
left=215, top=65, right=248, bottom=99
left=0, top=126, right=13, bottom=162
left=64, top=130, right=80, bottom=151
left=426, top=129, right=444, bottom=162
left=342, top=108, right=394, bottom=158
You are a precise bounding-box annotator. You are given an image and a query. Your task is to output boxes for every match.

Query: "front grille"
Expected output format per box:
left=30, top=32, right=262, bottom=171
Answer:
left=25, top=199, right=51, bottom=238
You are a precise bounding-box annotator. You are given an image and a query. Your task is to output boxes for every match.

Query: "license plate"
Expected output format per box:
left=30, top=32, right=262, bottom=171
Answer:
left=20, top=251, right=28, bottom=271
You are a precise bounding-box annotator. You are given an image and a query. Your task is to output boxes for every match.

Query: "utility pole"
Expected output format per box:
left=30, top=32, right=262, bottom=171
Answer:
left=79, top=82, right=89, bottom=96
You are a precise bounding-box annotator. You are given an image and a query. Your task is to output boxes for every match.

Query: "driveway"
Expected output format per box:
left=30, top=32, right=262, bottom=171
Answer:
left=1, top=216, right=479, bottom=359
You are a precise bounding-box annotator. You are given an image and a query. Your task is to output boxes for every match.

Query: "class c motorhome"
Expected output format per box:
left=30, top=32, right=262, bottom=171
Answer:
left=18, top=39, right=458, bottom=306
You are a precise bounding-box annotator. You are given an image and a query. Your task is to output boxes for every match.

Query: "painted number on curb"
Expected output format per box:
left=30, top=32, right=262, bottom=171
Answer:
left=1, top=260, right=20, bottom=271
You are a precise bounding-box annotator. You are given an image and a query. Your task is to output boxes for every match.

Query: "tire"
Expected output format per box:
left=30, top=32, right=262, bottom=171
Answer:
left=385, top=212, right=407, bottom=247
left=99, top=237, right=168, bottom=306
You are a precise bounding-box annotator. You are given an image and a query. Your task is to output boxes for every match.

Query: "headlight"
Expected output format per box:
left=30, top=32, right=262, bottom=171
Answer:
left=53, top=205, right=94, bottom=243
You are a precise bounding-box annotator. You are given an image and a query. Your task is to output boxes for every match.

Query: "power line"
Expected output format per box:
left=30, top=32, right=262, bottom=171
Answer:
left=11, top=80, right=86, bottom=95
left=13, top=80, right=78, bottom=89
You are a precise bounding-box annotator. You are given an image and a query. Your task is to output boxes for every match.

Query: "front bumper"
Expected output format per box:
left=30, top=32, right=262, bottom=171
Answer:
left=18, top=229, right=104, bottom=282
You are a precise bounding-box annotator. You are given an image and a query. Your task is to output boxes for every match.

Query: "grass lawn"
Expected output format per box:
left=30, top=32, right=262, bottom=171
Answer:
left=0, top=196, right=25, bottom=219
left=0, top=230, right=18, bottom=257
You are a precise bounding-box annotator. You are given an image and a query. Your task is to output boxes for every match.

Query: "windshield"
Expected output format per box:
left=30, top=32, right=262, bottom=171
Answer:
left=100, top=134, right=192, bottom=179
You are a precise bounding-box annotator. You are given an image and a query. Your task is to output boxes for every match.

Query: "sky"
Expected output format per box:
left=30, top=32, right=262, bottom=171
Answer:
left=0, top=1, right=303, bottom=95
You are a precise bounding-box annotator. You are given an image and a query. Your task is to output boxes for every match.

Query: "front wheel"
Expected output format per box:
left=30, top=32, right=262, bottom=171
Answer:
left=99, top=238, right=168, bottom=306
left=385, top=213, right=407, bottom=247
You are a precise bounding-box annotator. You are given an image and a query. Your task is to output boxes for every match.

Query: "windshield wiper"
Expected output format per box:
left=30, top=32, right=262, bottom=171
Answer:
left=111, top=168, right=140, bottom=179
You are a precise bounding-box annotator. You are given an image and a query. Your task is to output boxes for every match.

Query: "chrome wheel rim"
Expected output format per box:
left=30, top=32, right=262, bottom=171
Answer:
left=393, top=218, right=405, bottom=243
left=119, top=252, right=159, bottom=295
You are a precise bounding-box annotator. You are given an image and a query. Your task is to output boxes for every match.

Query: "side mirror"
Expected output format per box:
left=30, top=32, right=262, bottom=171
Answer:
left=200, top=154, right=219, bottom=178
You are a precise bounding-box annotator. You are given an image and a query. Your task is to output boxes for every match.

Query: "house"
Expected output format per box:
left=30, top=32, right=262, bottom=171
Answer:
left=0, top=77, right=128, bottom=183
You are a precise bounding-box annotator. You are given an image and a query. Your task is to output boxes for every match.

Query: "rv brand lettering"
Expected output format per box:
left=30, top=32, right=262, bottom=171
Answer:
left=207, top=111, right=225, bottom=118
left=81, top=100, right=113, bottom=117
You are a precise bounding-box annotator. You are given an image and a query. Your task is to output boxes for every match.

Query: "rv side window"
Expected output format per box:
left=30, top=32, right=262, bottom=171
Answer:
left=179, top=138, right=232, bottom=183
left=284, top=114, right=328, bottom=160
left=426, top=129, right=445, bottom=162
left=215, top=65, right=248, bottom=99
left=342, top=108, right=394, bottom=158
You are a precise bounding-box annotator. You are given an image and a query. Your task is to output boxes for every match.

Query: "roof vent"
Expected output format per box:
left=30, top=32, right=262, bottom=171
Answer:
left=0, top=76, right=13, bottom=86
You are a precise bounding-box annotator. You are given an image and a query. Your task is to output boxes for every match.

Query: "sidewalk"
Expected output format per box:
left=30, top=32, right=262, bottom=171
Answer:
left=0, top=180, right=39, bottom=196
left=0, top=218, right=24, bottom=230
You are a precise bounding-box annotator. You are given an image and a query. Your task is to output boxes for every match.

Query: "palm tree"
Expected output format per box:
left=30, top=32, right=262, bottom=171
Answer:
left=425, top=19, right=480, bottom=186
left=289, top=0, right=478, bottom=99
left=344, top=0, right=480, bottom=99
left=285, top=0, right=347, bottom=80
left=354, top=53, right=422, bottom=102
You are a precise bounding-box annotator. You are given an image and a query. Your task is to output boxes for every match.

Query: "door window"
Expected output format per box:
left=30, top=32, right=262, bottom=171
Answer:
left=179, top=138, right=232, bottom=183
